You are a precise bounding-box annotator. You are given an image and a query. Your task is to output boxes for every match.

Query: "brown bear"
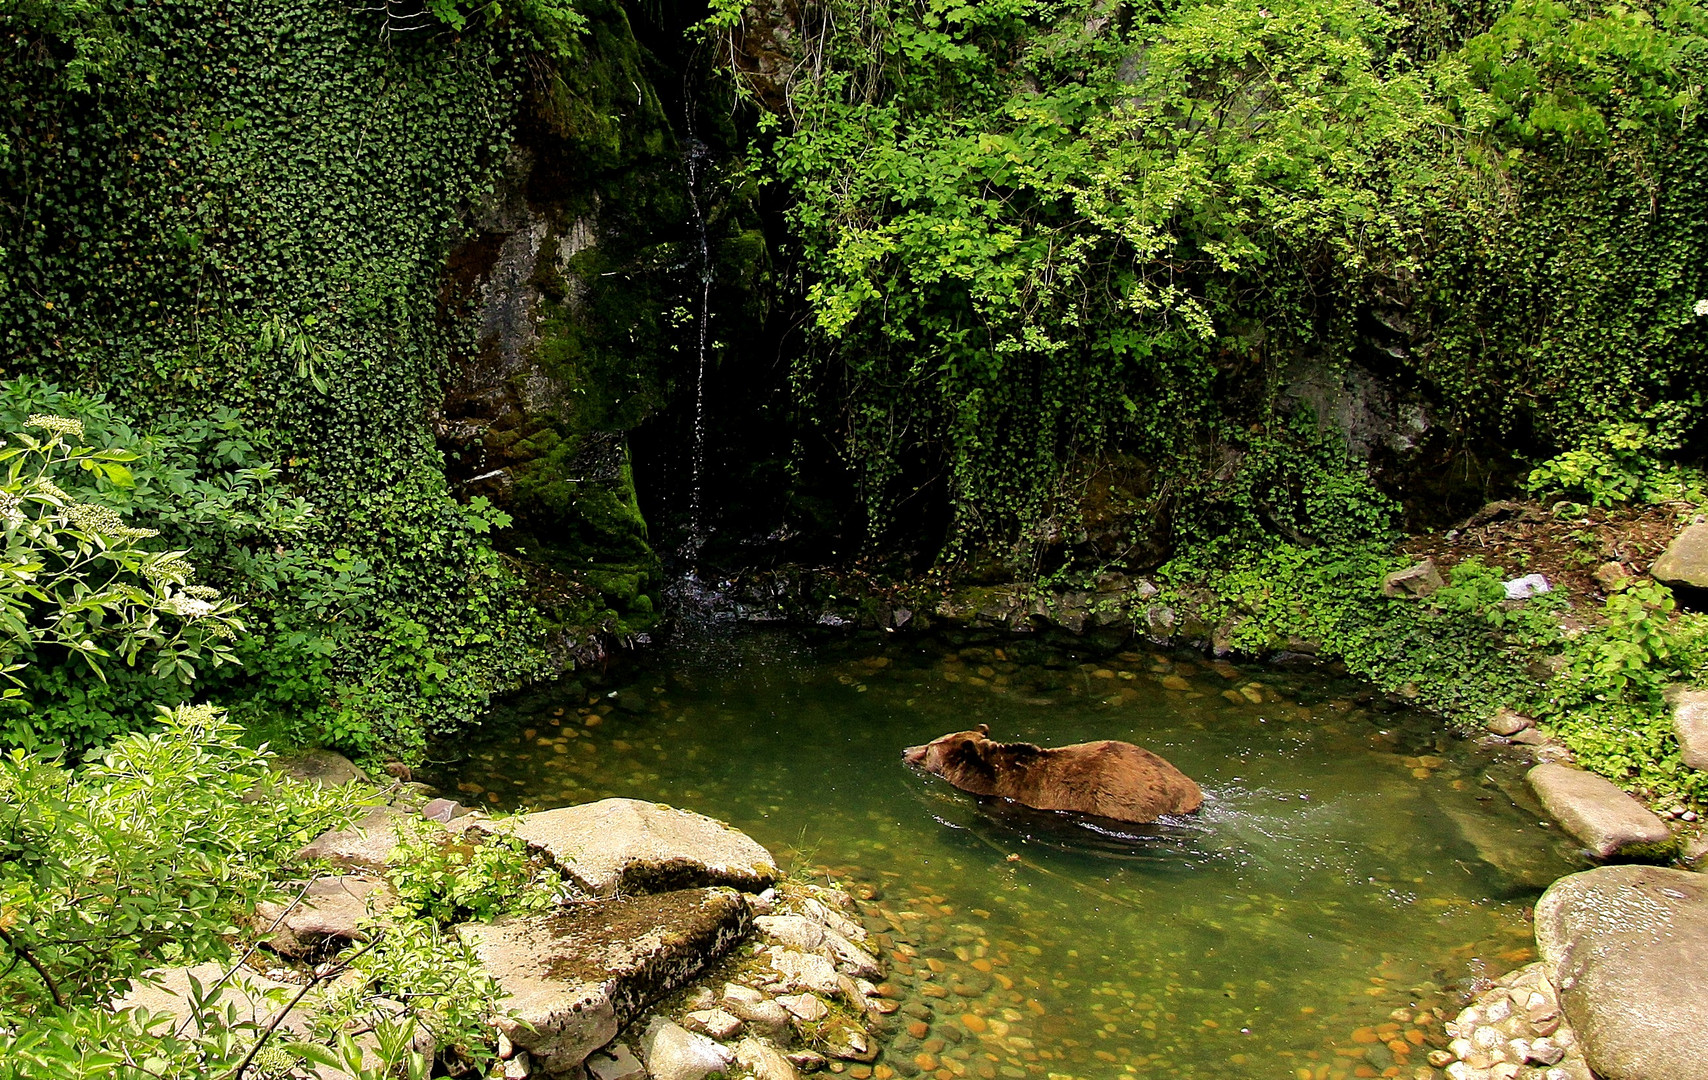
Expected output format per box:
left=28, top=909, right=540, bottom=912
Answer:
left=902, top=725, right=1203, bottom=823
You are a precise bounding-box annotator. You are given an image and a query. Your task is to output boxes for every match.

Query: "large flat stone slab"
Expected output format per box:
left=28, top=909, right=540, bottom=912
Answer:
left=1526, top=763, right=1670, bottom=859
left=479, top=798, right=778, bottom=896
left=116, top=961, right=301, bottom=1035
left=1666, top=685, right=1708, bottom=770
left=457, top=887, right=752, bottom=1074
left=254, top=875, right=394, bottom=957
left=1535, top=865, right=1708, bottom=1080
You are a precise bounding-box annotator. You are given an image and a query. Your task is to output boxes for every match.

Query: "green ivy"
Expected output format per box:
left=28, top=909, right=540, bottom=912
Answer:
left=1, top=1, right=560, bottom=756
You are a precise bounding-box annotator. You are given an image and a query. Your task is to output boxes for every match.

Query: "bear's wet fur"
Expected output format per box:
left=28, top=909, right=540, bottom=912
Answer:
left=903, top=724, right=1202, bottom=823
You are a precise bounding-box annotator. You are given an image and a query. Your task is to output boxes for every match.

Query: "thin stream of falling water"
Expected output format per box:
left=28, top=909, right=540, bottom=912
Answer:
left=681, top=100, right=713, bottom=560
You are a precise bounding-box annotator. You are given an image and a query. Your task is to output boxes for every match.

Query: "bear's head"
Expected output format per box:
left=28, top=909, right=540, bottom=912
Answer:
left=903, top=724, right=992, bottom=774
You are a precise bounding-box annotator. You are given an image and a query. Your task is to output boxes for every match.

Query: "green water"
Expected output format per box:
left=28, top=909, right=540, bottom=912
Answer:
left=430, top=630, right=1582, bottom=1080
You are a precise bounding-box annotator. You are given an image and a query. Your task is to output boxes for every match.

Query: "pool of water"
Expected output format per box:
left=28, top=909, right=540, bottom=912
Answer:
left=428, top=629, right=1582, bottom=1080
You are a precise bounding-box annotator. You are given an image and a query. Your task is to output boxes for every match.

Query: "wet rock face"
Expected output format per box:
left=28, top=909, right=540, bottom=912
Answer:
left=435, top=147, right=661, bottom=648
left=720, top=0, right=806, bottom=113
left=456, top=887, right=753, bottom=1074
left=477, top=797, right=780, bottom=896
left=1534, top=865, right=1708, bottom=1080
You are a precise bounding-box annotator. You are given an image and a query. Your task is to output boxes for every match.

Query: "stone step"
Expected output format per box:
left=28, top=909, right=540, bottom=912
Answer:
left=474, top=797, right=778, bottom=896
left=457, top=886, right=753, bottom=1075
left=1526, top=764, right=1670, bottom=859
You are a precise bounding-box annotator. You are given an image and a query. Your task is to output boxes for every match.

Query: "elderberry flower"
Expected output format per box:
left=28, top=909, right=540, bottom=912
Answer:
left=31, top=478, right=70, bottom=504
left=68, top=503, right=160, bottom=542
left=181, top=584, right=222, bottom=601
left=1696, top=298, right=1708, bottom=317
left=161, top=593, right=215, bottom=618
left=0, top=492, right=22, bottom=527
left=25, top=415, right=84, bottom=439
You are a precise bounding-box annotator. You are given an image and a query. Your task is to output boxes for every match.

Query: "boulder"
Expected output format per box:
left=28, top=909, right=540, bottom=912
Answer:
left=1486, top=708, right=1534, bottom=737
left=457, top=887, right=751, bottom=1074
left=1526, top=764, right=1670, bottom=859
left=754, top=915, right=825, bottom=950
left=800, top=896, right=866, bottom=942
left=272, top=748, right=369, bottom=787
left=1594, top=561, right=1630, bottom=591
left=776, top=993, right=829, bottom=1023
left=297, top=806, right=406, bottom=870
left=478, top=798, right=778, bottom=896
left=1382, top=559, right=1443, bottom=598
left=638, top=1018, right=733, bottom=1080
left=254, top=875, right=394, bottom=957
left=1650, top=517, right=1708, bottom=590
left=421, top=798, right=468, bottom=823
left=1535, top=865, right=1708, bottom=1080
left=754, top=914, right=879, bottom=978
left=738, top=1037, right=802, bottom=1080
left=722, top=983, right=792, bottom=1035
left=115, top=962, right=413, bottom=1079
left=684, top=1008, right=744, bottom=1039
left=1665, top=686, right=1708, bottom=771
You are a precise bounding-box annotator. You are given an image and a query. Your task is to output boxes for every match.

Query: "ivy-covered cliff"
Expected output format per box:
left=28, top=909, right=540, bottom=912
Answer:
left=0, top=0, right=758, bottom=755
left=5, top=0, right=1708, bottom=763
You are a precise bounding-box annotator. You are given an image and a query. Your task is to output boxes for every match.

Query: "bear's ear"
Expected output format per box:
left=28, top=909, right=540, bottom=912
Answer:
left=977, top=723, right=990, bottom=736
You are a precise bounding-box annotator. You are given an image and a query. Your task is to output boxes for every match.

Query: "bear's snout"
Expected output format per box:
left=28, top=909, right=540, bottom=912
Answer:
left=902, top=743, right=928, bottom=766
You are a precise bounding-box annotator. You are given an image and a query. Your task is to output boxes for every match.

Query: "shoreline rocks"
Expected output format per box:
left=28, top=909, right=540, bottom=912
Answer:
left=1533, top=865, right=1708, bottom=1080
left=476, top=798, right=780, bottom=897
left=457, top=887, right=753, bottom=1074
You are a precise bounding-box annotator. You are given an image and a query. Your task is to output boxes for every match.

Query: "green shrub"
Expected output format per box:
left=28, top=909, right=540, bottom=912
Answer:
left=0, top=704, right=365, bottom=1014
left=0, top=406, right=249, bottom=750
left=1522, top=420, right=1706, bottom=508
left=385, top=820, right=564, bottom=924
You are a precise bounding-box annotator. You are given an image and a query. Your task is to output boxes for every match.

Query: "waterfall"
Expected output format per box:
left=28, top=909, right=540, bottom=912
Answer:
left=681, top=107, right=713, bottom=562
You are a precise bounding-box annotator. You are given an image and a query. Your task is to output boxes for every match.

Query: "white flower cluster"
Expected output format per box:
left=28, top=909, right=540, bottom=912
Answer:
left=161, top=594, right=215, bottom=619
left=0, top=492, right=23, bottom=527
left=1695, top=298, right=1708, bottom=317
left=26, top=414, right=84, bottom=439
left=67, top=503, right=160, bottom=543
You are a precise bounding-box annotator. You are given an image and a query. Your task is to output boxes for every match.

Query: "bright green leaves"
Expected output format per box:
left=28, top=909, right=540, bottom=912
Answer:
left=760, top=0, right=1452, bottom=558
left=0, top=411, right=245, bottom=745
left=1457, top=0, right=1708, bottom=147
left=1524, top=419, right=1708, bottom=507
left=0, top=704, right=367, bottom=1014
left=423, top=0, right=588, bottom=58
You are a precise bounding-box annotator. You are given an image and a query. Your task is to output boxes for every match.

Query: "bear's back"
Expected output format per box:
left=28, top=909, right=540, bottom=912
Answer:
left=1020, top=739, right=1202, bottom=821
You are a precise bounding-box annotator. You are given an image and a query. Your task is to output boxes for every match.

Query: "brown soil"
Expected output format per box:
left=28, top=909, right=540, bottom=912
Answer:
left=1397, top=499, right=1689, bottom=610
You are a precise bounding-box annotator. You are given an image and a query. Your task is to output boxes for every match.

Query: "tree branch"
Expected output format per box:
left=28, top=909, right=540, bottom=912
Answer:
left=0, top=924, right=66, bottom=1009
